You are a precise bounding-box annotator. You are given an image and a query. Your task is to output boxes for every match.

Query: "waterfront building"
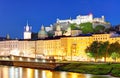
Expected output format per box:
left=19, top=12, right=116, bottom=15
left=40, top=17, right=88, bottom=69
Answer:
left=92, top=34, right=110, bottom=42
left=0, top=40, right=19, bottom=56
left=1, top=33, right=120, bottom=61
left=60, top=36, right=93, bottom=60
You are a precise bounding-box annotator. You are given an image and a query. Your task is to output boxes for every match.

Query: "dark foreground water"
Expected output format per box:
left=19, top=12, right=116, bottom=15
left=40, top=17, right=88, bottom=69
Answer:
left=0, top=65, right=118, bottom=78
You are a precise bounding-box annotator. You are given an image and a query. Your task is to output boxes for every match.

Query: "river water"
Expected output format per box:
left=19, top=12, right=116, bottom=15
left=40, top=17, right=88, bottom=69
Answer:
left=0, top=65, right=118, bottom=78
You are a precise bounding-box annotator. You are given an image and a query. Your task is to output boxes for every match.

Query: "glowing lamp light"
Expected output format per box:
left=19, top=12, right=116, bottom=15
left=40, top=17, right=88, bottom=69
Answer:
left=35, top=58, right=38, bottom=62
left=42, top=59, right=46, bottom=62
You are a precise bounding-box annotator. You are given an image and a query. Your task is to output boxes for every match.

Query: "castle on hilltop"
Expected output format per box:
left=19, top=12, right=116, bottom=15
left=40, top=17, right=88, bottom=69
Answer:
left=56, top=13, right=105, bottom=24
left=44, top=14, right=111, bottom=37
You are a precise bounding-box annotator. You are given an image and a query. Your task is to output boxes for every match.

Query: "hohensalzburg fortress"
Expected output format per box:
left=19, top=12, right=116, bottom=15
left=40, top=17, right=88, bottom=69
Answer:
left=57, top=13, right=105, bottom=24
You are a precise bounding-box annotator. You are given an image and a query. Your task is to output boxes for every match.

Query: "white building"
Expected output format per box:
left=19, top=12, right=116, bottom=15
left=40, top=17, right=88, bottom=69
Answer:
left=23, top=22, right=32, bottom=39
left=45, top=24, right=53, bottom=32
left=56, top=13, right=105, bottom=24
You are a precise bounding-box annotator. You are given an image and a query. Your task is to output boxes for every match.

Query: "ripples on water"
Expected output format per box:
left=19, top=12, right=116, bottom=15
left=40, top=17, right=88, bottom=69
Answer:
left=0, top=65, right=118, bottom=78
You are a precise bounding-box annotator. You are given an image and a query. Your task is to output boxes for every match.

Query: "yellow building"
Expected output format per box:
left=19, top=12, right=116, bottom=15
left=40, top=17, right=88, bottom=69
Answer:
left=60, top=36, right=93, bottom=61
left=0, top=40, right=19, bottom=56
left=92, top=34, right=110, bottom=42
left=1, top=33, right=120, bottom=61
left=36, top=39, right=61, bottom=59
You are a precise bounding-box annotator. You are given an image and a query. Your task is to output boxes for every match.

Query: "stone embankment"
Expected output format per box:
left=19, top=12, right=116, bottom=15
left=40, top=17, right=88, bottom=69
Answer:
left=0, top=60, right=67, bottom=70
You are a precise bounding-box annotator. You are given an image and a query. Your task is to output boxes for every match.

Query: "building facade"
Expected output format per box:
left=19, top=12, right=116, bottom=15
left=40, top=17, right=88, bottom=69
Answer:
left=1, top=34, right=120, bottom=61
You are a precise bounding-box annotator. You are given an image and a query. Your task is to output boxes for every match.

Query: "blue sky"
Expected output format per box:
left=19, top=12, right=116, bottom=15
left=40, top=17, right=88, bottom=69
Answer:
left=0, top=0, right=120, bottom=38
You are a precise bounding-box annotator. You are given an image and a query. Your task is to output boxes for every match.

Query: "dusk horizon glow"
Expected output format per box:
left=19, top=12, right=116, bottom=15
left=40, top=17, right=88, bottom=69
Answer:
left=0, top=0, right=120, bottom=38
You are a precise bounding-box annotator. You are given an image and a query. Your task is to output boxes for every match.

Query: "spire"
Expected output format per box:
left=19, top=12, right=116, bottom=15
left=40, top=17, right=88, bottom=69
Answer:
left=6, top=34, right=10, bottom=39
left=56, top=23, right=61, bottom=31
left=41, top=24, right=45, bottom=31
left=24, top=20, right=32, bottom=39
left=25, top=20, right=30, bottom=32
left=26, top=20, right=29, bottom=26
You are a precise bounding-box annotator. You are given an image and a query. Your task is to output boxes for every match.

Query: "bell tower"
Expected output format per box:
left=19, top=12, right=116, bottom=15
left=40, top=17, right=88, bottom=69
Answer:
left=23, top=21, right=32, bottom=39
left=54, top=23, right=62, bottom=36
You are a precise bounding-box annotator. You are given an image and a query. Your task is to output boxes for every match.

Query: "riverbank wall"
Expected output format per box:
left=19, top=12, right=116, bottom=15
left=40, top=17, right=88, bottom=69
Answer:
left=0, top=60, right=67, bottom=70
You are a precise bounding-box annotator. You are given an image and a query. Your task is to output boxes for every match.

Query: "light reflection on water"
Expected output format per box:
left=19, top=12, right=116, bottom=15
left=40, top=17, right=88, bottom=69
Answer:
left=0, top=65, right=117, bottom=78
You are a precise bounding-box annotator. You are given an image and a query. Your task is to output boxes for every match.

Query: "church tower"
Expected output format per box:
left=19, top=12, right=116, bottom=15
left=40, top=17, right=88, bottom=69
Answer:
left=63, top=26, right=71, bottom=36
left=54, top=23, right=62, bottom=36
left=38, top=25, right=48, bottom=39
left=24, top=22, right=32, bottom=39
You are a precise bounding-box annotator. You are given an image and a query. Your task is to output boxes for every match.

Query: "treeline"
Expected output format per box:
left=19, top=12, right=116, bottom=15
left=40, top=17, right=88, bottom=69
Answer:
left=86, top=41, right=120, bottom=62
left=70, top=22, right=110, bottom=34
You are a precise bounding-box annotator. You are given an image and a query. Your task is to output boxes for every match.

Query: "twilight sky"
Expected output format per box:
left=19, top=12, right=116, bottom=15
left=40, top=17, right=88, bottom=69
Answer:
left=0, top=0, right=120, bottom=38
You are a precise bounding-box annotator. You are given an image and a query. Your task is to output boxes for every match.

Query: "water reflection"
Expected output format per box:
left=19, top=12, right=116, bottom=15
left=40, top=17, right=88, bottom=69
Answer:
left=1, top=66, right=9, bottom=78
left=34, top=69, right=38, bottom=78
left=27, top=68, right=34, bottom=78
left=0, top=65, right=117, bottom=78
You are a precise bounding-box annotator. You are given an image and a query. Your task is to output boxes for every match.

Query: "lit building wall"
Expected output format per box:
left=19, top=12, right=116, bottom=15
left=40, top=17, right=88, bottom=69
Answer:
left=60, top=38, right=67, bottom=56
left=43, top=39, right=61, bottom=57
left=18, top=41, right=27, bottom=56
left=24, top=32, right=31, bottom=39
left=1, top=33, right=120, bottom=61
left=36, top=39, right=61, bottom=59
left=36, top=40, right=45, bottom=55
left=60, top=36, right=93, bottom=61
left=26, top=41, right=35, bottom=57
left=109, top=37, right=120, bottom=44
left=92, top=34, right=110, bottom=42
left=0, top=41, right=9, bottom=56
left=18, top=40, right=35, bottom=58
left=0, top=40, right=19, bottom=56
left=8, top=40, right=19, bottom=56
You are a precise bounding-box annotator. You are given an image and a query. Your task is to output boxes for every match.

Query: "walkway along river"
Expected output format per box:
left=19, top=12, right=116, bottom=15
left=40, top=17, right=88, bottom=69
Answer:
left=0, top=60, right=66, bottom=70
